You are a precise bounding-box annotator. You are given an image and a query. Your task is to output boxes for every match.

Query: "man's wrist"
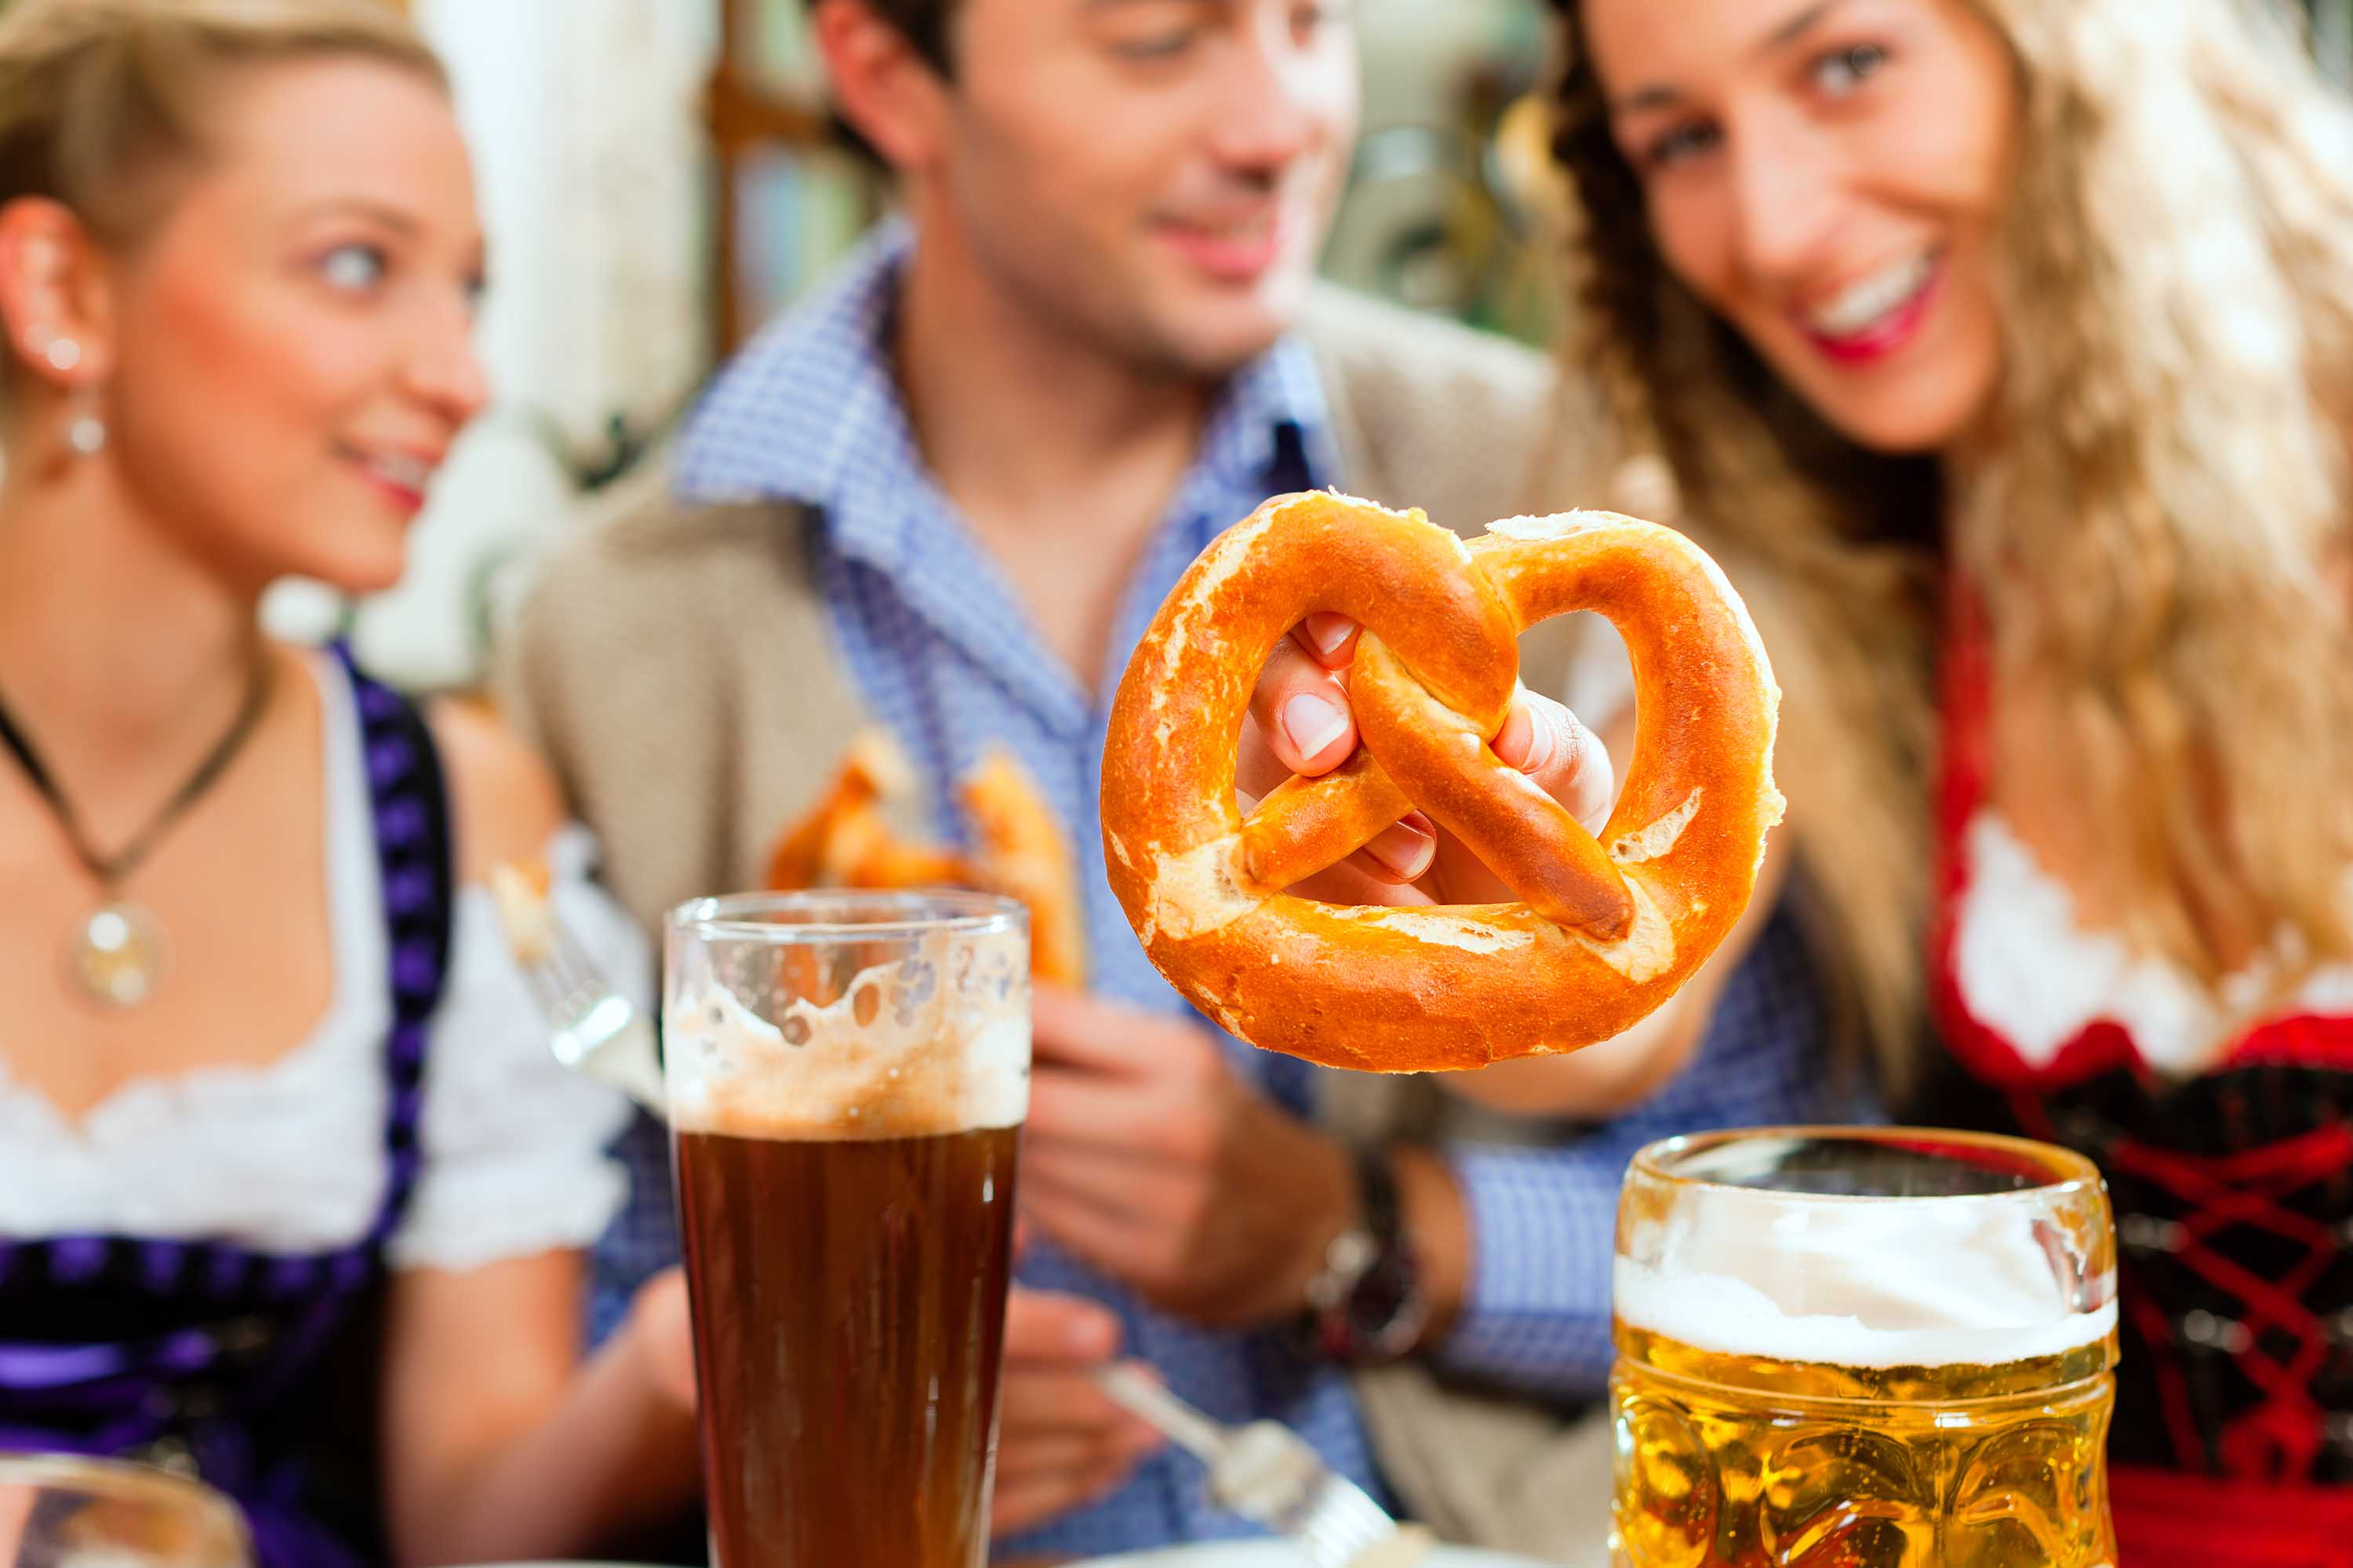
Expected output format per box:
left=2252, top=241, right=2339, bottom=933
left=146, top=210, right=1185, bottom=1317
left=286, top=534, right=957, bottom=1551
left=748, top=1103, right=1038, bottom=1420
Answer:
left=1278, top=1125, right=1362, bottom=1319
left=1389, top=1144, right=1467, bottom=1345
left=1297, top=1146, right=1434, bottom=1366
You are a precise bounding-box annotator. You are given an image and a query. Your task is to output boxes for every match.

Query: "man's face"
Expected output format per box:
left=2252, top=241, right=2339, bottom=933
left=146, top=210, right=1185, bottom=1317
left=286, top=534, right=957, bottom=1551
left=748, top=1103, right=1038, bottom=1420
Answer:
left=933, top=0, right=1360, bottom=378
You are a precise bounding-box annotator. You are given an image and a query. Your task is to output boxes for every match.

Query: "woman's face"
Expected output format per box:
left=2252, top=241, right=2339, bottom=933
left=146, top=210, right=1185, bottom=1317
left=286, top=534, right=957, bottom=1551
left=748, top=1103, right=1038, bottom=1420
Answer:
left=103, top=56, right=486, bottom=594
left=1583, top=0, right=2016, bottom=454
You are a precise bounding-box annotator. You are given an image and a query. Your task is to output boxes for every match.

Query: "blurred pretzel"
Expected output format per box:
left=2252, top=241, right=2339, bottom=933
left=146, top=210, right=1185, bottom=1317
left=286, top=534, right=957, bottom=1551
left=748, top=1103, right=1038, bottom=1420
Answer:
left=766, top=731, right=1088, bottom=986
left=1100, top=491, right=1781, bottom=1073
left=765, top=731, right=976, bottom=892
left=959, top=751, right=1089, bottom=991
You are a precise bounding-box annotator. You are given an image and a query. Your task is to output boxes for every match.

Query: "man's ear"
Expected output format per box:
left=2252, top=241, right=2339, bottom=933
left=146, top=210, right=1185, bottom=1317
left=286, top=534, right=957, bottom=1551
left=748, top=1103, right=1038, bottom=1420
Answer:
left=0, top=197, right=118, bottom=390
left=812, top=0, right=955, bottom=173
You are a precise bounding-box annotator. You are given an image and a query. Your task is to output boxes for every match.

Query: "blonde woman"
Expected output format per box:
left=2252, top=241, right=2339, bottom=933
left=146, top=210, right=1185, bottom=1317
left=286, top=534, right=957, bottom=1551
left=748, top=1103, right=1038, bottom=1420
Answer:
left=1539, top=0, right=2353, bottom=1557
left=0, top=3, right=698, bottom=1564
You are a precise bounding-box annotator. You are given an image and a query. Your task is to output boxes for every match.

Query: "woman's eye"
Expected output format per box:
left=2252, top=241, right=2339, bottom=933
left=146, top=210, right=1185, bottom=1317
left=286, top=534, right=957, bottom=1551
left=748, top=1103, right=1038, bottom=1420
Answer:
left=1812, top=42, right=1888, bottom=96
left=1646, top=121, right=1722, bottom=170
left=1113, top=29, right=1198, bottom=60
left=318, top=242, right=388, bottom=293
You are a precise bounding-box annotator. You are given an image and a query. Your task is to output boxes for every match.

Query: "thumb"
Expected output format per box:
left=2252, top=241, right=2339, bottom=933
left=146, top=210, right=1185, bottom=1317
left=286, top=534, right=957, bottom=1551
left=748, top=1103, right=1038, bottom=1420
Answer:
left=1492, top=690, right=1614, bottom=835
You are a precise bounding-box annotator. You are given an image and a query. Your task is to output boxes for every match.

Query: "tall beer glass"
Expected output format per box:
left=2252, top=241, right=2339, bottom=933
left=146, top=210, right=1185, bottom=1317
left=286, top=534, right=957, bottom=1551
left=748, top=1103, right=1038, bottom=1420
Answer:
left=665, top=891, right=1028, bottom=1567
left=1611, top=1128, right=2117, bottom=1568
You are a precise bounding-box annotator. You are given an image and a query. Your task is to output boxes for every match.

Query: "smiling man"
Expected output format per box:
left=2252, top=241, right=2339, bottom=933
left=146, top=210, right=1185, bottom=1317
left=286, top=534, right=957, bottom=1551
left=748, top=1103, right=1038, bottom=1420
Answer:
left=504, top=0, right=1831, bottom=1558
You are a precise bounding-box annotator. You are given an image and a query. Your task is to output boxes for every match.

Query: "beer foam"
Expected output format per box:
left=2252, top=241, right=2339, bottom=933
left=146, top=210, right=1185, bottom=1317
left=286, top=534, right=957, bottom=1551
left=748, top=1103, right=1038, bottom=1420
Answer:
left=1614, top=1191, right=2116, bottom=1370
left=665, top=925, right=1029, bottom=1140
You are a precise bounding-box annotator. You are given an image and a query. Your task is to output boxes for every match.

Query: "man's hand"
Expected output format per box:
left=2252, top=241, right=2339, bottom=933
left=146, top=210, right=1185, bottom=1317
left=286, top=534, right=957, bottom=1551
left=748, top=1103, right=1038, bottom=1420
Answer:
left=1021, top=984, right=1355, bottom=1326
left=992, top=1285, right=1164, bottom=1537
left=1239, top=612, right=1614, bottom=904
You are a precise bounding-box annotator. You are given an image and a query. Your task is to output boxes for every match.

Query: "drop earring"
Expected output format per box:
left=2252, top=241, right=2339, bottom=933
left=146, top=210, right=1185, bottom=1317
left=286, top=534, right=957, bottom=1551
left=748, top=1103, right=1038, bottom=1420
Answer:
left=65, top=389, right=105, bottom=457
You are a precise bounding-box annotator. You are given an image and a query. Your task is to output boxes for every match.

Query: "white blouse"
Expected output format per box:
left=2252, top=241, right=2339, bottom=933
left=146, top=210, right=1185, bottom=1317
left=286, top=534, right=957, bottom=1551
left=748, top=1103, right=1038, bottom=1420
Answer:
left=0, top=653, right=642, bottom=1272
left=1951, top=808, right=2353, bottom=1076
left=1559, top=610, right=2353, bottom=1077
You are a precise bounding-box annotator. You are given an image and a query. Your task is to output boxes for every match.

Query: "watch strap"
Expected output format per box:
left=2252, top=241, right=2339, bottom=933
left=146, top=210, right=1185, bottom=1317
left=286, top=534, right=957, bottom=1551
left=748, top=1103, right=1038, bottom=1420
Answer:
left=1300, top=1146, right=1429, bottom=1366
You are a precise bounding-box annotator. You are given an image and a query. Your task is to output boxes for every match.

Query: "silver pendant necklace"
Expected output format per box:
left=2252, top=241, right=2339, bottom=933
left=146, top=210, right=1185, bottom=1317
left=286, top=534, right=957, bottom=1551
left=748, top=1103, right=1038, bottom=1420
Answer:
left=0, top=657, right=273, bottom=1009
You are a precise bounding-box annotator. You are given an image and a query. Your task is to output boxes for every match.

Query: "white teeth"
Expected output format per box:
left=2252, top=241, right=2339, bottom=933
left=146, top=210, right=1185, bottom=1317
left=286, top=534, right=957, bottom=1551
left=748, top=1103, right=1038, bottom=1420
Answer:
left=1187, top=213, right=1271, bottom=240
left=1807, top=253, right=1933, bottom=339
left=365, top=453, right=431, bottom=490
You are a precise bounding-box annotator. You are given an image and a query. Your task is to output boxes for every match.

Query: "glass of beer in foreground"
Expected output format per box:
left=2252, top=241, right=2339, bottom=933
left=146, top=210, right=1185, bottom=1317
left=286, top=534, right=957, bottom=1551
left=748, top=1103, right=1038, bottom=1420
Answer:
left=665, top=891, right=1028, bottom=1567
left=1611, top=1127, right=2117, bottom=1568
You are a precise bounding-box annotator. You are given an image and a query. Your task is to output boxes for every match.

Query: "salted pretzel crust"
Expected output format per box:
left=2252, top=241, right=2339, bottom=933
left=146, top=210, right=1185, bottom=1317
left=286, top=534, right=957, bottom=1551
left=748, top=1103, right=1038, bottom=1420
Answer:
left=1100, top=491, right=1782, bottom=1072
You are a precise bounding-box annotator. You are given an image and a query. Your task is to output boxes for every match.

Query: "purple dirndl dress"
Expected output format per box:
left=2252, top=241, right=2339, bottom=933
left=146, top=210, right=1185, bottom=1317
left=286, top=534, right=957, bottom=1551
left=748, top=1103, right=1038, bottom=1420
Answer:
left=0, top=649, right=451, bottom=1568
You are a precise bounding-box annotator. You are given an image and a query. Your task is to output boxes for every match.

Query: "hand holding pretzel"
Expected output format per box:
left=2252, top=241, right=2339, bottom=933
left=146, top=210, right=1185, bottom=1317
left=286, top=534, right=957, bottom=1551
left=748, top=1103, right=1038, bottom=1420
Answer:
left=1100, top=492, right=1781, bottom=1072
left=1239, top=623, right=1616, bottom=902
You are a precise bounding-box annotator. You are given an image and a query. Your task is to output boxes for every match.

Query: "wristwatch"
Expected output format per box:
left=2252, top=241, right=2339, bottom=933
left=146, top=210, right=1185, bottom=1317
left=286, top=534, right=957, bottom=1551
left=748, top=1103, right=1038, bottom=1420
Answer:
left=1300, top=1147, right=1430, bottom=1367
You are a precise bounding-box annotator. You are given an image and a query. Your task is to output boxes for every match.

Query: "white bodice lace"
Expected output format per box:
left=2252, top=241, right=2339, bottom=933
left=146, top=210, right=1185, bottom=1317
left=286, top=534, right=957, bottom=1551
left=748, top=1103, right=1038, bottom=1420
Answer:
left=1951, top=809, right=2353, bottom=1076
left=0, top=653, right=642, bottom=1271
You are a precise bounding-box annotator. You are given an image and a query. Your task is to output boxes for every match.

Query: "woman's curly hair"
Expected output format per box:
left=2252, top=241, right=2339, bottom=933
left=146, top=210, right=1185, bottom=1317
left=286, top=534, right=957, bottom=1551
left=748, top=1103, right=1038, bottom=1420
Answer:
left=1548, top=0, right=2353, bottom=1096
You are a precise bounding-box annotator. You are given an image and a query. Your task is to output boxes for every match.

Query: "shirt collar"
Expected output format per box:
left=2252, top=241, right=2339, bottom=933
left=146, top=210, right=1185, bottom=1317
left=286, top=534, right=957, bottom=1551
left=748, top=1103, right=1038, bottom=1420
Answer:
left=672, top=219, right=1341, bottom=732
left=1199, top=323, right=1337, bottom=501
left=672, top=219, right=924, bottom=566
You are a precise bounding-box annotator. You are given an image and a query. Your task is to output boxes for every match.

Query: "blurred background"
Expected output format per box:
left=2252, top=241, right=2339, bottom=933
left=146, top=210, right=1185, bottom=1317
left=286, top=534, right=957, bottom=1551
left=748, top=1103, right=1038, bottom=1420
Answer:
left=245, top=0, right=2353, bottom=690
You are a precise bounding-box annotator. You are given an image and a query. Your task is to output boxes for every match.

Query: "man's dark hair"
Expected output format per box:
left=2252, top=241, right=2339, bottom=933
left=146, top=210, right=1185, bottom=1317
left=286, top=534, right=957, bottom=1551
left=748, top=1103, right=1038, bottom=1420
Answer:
left=862, top=0, right=956, bottom=75
left=826, top=0, right=958, bottom=162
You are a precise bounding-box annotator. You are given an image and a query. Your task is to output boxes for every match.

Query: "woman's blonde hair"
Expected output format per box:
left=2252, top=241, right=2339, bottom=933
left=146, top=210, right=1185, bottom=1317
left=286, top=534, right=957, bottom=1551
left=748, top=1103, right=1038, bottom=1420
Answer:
left=1549, top=0, right=2353, bottom=1099
left=0, top=0, right=443, bottom=250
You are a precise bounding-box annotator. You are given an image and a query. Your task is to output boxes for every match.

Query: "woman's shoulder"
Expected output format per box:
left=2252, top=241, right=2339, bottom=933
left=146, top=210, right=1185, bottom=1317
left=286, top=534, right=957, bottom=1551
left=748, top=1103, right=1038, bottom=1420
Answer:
left=422, top=696, right=566, bottom=886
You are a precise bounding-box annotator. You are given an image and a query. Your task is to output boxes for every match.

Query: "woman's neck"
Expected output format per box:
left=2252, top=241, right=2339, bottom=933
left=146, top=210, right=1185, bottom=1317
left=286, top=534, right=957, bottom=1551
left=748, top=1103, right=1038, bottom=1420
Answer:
left=0, top=451, right=264, bottom=799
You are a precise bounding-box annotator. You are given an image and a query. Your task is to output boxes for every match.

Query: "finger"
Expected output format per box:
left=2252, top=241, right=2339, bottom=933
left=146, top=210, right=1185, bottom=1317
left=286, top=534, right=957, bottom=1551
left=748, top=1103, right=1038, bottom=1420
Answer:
left=1293, top=613, right=1360, bottom=670
left=1491, top=690, right=1615, bottom=835
left=1235, top=711, right=1293, bottom=802
left=1020, top=1170, right=1162, bottom=1283
left=1003, top=1286, right=1122, bottom=1365
left=1246, top=637, right=1356, bottom=780
left=1027, top=1068, right=1176, bottom=1154
left=998, top=1366, right=1140, bottom=1436
left=1020, top=1140, right=1188, bottom=1216
left=1281, top=845, right=1442, bottom=908
left=1234, top=777, right=1432, bottom=894
left=1355, top=809, right=1437, bottom=883
left=994, top=1432, right=1134, bottom=1486
left=1030, top=985, right=1208, bottom=1079
left=990, top=1457, right=1140, bottom=1537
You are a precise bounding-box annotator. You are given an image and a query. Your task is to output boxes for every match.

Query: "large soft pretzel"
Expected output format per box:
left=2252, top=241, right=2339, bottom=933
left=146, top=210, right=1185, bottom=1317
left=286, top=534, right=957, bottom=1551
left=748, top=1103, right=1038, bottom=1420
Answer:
left=1100, top=492, right=1780, bottom=1072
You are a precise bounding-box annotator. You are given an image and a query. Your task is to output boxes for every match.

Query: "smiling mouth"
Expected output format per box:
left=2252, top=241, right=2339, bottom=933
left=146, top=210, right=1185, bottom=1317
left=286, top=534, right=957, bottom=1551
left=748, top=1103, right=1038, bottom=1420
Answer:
left=338, top=443, right=438, bottom=504
left=1180, top=211, right=1271, bottom=239
left=1154, top=207, right=1286, bottom=280
left=1800, top=251, right=1940, bottom=344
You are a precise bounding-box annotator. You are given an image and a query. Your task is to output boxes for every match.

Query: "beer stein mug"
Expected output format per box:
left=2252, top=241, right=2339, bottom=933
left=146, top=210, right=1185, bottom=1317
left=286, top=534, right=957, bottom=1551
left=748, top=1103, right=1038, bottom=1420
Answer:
left=665, top=891, right=1029, bottom=1568
left=1611, top=1128, right=2117, bottom=1568
left=0, top=1453, right=252, bottom=1566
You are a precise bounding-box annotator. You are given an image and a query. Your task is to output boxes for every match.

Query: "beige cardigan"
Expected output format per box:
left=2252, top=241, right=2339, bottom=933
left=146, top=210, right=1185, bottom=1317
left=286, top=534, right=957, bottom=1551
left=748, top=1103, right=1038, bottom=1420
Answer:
left=498, top=283, right=1616, bottom=1562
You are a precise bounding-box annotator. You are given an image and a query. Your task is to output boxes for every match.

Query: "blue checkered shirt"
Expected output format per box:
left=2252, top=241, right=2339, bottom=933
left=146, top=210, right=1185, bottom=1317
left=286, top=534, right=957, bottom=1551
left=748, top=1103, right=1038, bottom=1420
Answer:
left=589, top=222, right=1832, bottom=1559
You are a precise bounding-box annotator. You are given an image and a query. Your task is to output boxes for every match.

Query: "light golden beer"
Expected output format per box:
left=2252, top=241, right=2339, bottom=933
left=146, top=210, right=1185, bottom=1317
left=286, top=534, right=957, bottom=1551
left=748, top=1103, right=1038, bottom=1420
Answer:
left=1609, top=1130, right=2118, bottom=1568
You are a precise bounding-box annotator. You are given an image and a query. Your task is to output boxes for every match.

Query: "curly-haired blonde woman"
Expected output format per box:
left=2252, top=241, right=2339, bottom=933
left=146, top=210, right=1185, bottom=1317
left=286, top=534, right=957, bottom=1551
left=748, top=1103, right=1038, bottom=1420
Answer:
left=1542, top=0, right=2353, bottom=1557
left=0, top=2, right=700, bottom=1563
